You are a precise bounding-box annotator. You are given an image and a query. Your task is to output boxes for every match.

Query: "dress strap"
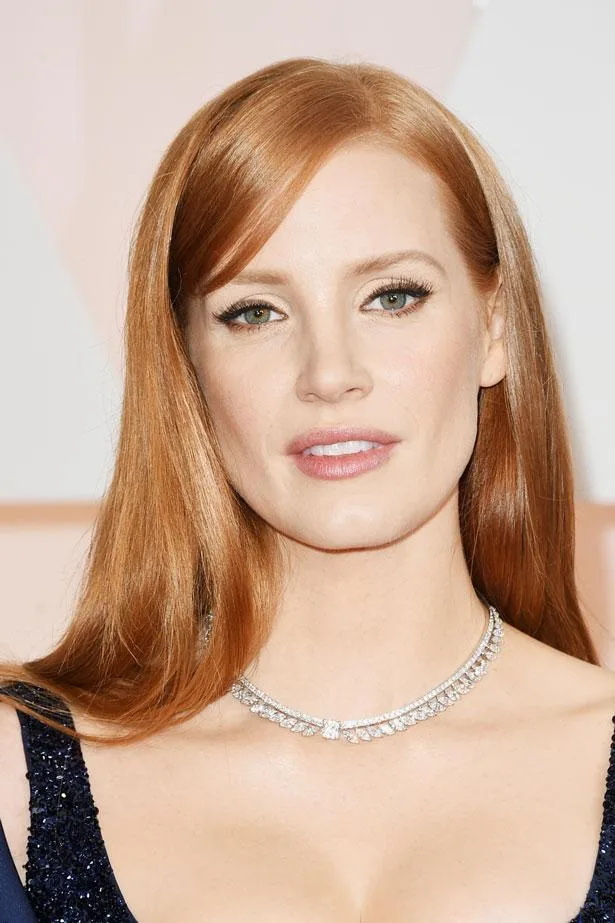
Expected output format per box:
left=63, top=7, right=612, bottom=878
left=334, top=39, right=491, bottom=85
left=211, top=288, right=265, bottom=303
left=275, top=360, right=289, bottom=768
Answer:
left=1, top=681, right=136, bottom=923
left=574, top=713, right=615, bottom=920
left=603, top=715, right=615, bottom=824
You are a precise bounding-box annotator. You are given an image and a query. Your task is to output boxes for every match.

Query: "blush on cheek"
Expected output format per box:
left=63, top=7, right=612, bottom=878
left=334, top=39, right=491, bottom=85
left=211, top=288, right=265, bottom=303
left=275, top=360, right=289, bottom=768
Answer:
left=400, top=323, right=475, bottom=398
left=416, top=328, right=482, bottom=468
left=208, top=393, right=268, bottom=486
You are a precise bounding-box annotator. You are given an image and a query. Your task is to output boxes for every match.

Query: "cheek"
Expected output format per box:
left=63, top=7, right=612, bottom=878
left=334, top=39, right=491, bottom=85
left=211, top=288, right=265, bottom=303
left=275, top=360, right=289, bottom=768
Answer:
left=389, top=321, right=481, bottom=451
left=191, top=346, right=278, bottom=482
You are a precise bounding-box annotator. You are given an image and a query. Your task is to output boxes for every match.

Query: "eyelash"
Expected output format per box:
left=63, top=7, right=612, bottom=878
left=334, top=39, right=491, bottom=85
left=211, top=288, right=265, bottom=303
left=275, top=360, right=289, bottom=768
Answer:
left=211, top=275, right=434, bottom=333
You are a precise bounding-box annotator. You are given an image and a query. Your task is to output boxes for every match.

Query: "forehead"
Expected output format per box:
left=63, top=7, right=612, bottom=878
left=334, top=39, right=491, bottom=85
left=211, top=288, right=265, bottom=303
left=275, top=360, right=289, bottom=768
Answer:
left=238, top=142, right=455, bottom=277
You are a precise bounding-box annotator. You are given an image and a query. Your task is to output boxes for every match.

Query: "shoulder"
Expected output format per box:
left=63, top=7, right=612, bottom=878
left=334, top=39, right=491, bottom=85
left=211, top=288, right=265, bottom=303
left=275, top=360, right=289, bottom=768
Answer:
left=463, top=617, right=615, bottom=742
left=495, top=620, right=615, bottom=733
left=0, top=695, right=30, bottom=885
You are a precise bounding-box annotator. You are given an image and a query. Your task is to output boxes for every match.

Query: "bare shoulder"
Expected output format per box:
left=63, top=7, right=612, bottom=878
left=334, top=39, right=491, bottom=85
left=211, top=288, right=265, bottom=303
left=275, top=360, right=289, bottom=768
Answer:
left=501, top=619, right=615, bottom=720
left=0, top=699, right=30, bottom=883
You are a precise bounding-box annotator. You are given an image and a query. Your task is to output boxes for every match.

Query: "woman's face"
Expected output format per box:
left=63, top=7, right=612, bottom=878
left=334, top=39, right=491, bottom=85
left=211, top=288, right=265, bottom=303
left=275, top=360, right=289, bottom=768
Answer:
left=185, top=142, right=505, bottom=550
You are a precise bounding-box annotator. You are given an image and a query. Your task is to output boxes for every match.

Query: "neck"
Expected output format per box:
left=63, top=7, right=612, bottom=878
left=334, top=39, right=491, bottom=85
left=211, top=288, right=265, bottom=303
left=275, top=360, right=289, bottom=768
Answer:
left=241, top=492, right=489, bottom=719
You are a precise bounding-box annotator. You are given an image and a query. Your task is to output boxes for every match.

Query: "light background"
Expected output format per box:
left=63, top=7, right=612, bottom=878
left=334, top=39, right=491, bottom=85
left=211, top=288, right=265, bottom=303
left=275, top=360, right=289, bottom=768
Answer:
left=1, top=0, right=614, bottom=664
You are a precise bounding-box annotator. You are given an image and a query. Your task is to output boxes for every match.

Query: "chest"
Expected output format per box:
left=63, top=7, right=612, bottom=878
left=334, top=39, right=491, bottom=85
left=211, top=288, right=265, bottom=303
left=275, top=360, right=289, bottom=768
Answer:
left=77, top=720, right=606, bottom=922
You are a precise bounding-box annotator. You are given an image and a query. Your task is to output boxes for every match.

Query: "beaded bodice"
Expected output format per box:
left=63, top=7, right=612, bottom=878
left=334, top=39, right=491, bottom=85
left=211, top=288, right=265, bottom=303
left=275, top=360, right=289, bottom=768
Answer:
left=1, top=682, right=136, bottom=922
left=1, top=681, right=615, bottom=921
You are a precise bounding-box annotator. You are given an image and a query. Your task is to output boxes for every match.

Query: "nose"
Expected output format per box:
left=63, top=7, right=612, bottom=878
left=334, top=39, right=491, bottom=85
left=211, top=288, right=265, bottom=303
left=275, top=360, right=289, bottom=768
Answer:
left=294, top=316, right=373, bottom=404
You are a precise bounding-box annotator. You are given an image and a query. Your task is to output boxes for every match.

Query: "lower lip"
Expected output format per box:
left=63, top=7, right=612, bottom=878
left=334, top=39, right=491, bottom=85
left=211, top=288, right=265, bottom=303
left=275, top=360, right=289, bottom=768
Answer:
left=291, top=443, right=398, bottom=480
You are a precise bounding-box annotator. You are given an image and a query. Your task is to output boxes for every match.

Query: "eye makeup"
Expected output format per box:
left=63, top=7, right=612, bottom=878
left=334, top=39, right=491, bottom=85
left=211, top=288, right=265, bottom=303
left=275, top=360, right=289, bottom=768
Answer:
left=211, top=274, right=434, bottom=334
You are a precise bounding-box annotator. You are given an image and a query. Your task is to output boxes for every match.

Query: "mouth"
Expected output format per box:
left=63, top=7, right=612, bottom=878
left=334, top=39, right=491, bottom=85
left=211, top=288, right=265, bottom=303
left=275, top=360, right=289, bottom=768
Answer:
left=286, top=426, right=401, bottom=456
left=301, top=439, right=385, bottom=457
left=286, top=427, right=401, bottom=481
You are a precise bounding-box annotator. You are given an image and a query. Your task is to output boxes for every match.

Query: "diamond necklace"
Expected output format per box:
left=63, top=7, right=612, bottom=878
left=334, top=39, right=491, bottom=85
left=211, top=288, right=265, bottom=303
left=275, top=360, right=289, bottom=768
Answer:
left=229, top=605, right=504, bottom=744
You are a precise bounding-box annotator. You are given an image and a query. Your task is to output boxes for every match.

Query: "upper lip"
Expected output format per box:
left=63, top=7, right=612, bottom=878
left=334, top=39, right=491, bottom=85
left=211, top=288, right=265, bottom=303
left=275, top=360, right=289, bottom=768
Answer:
left=286, top=426, right=401, bottom=455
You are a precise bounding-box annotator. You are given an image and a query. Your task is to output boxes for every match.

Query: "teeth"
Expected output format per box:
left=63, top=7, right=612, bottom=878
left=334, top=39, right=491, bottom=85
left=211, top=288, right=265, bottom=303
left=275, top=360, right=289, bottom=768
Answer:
left=303, top=440, right=382, bottom=457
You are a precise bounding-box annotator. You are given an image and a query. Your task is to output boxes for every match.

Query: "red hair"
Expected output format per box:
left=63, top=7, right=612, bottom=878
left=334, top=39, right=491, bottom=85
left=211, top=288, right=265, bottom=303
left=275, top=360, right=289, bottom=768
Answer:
left=0, top=57, right=598, bottom=742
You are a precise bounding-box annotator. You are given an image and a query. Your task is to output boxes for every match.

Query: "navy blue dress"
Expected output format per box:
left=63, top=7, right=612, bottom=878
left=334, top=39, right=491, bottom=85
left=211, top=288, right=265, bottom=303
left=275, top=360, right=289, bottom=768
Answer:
left=1, top=680, right=615, bottom=922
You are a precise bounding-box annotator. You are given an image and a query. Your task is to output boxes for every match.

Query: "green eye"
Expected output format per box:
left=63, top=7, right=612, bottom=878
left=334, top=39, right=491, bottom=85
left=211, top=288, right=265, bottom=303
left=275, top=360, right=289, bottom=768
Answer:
left=378, top=291, right=413, bottom=310
left=213, top=274, right=434, bottom=333
left=240, top=306, right=275, bottom=325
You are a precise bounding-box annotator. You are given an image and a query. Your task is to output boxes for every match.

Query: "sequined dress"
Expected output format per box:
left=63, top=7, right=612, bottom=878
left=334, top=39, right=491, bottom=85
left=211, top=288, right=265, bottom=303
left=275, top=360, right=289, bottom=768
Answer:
left=1, top=681, right=614, bottom=922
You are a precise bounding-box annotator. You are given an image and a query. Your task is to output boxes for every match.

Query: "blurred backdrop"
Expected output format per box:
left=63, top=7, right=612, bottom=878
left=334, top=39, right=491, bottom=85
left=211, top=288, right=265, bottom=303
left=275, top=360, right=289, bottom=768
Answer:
left=1, top=0, right=614, bottom=664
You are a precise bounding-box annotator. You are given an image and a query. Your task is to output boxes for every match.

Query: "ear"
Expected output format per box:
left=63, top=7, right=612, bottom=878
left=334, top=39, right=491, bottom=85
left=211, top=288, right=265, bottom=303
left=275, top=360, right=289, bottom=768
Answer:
left=479, top=273, right=506, bottom=388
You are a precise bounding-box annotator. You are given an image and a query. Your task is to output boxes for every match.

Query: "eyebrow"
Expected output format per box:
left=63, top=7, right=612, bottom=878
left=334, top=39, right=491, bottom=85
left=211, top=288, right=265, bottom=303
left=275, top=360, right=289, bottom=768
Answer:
left=227, top=249, right=446, bottom=286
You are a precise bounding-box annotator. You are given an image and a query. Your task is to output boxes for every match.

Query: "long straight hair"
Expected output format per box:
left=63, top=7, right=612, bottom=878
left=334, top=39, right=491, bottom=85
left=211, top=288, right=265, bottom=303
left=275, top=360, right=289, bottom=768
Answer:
left=0, top=57, right=598, bottom=742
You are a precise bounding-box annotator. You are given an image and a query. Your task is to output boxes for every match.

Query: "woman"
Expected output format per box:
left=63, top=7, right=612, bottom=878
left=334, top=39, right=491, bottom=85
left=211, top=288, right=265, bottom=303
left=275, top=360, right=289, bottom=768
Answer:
left=0, top=56, right=613, bottom=922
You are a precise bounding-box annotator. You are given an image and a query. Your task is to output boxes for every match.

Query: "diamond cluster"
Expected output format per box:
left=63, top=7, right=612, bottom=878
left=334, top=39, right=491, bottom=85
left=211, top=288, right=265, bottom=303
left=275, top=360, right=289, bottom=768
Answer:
left=230, top=605, right=504, bottom=744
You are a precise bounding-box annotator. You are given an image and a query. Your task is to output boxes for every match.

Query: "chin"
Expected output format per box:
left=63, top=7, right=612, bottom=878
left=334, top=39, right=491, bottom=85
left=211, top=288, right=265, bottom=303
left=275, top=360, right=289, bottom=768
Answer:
left=275, top=509, right=425, bottom=552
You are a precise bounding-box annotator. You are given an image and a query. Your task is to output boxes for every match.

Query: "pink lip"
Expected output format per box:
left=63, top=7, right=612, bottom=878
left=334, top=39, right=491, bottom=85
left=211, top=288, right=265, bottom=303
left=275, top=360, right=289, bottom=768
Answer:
left=286, top=426, right=400, bottom=455
left=292, top=442, right=398, bottom=480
